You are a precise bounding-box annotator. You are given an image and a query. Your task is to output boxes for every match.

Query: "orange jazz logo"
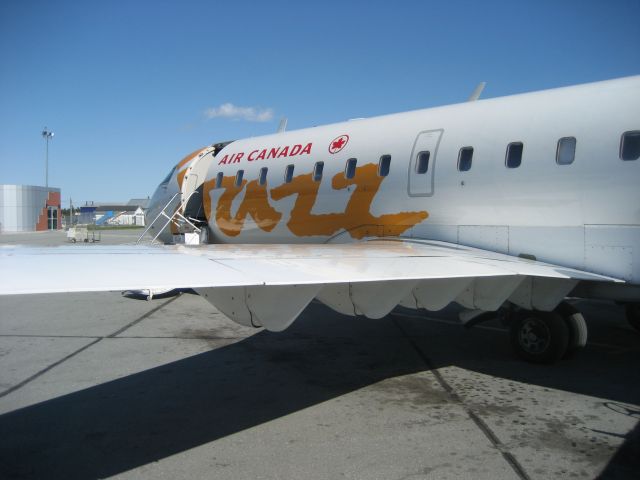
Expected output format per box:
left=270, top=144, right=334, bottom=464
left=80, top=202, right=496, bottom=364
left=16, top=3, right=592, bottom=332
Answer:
left=204, top=162, right=428, bottom=239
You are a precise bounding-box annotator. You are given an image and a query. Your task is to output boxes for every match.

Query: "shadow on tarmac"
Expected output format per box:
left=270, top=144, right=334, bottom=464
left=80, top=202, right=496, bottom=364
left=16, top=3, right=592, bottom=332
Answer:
left=0, top=304, right=424, bottom=479
left=0, top=302, right=638, bottom=479
left=393, top=302, right=640, bottom=479
left=395, top=301, right=640, bottom=407
left=598, top=421, right=640, bottom=479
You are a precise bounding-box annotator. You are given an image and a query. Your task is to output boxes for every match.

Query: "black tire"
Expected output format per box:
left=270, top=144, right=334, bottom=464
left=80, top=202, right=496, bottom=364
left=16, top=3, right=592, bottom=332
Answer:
left=556, top=302, right=588, bottom=359
left=509, top=311, right=569, bottom=364
left=626, top=303, right=640, bottom=332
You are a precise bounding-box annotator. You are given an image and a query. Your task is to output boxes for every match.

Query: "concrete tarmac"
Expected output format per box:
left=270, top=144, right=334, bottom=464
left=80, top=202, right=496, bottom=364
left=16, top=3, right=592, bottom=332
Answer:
left=0, top=229, right=639, bottom=479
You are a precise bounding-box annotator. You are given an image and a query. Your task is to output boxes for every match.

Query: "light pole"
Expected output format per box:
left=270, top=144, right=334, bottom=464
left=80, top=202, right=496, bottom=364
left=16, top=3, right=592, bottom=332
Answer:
left=41, top=127, right=54, bottom=187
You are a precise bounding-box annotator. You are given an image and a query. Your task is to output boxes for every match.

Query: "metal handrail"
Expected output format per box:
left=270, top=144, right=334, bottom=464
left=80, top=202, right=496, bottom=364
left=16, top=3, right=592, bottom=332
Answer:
left=136, top=190, right=203, bottom=245
left=136, top=192, right=181, bottom=244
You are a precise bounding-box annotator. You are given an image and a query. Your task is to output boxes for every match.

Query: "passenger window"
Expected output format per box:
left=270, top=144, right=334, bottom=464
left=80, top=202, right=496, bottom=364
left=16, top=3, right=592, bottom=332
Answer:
left=620, top=131, right=640, bottom=160
left=215, top=172, right=223, bottom=188
left=345, top=158, right=357, bottom=179
left=416, top=151, right=430, bottom=174
left=378, top=155, right=391, bottom=177
left=505, top=142, right=523, bottom=168
left=259, top=167, right=268, bottom=186
left=235, top=170, right=244, bottom=187
left=556, top=137, right=576, bottom=165
left=285, top=164, right=294, bottom=183
left=313, top=161, right=324, bottom=182
left=458, top=147, right=473, bottom=171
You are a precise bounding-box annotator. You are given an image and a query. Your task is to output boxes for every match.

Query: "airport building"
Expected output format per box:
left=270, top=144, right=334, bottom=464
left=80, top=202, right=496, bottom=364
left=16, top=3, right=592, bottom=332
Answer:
left=78, top=199, right=148, bottom=226
left=0, top=184, right=62, bottom=233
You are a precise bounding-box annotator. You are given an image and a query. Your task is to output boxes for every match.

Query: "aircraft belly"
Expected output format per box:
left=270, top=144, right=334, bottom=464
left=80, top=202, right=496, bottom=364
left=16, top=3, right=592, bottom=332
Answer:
left=585, top=225, right=640, bottom=283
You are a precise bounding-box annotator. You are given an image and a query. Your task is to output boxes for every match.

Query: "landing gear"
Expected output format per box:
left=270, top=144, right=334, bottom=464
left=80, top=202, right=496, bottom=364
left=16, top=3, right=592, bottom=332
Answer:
left=461, top=301, right=589, bottom=363
left=626, top=303, right=640, bottom=332
left=556, top=302, right=588, bottom=358
left=508, top=302, right=587, bottom=363
left=509, top=311, right=569, bottom=364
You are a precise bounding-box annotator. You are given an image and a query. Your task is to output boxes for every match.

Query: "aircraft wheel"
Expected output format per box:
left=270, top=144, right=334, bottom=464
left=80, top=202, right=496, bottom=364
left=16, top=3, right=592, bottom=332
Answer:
left=509, top=311, right=569, bottom=364
left=556, top=302, right=587, bottom=358
left=626, top=303, right=640, bottom=332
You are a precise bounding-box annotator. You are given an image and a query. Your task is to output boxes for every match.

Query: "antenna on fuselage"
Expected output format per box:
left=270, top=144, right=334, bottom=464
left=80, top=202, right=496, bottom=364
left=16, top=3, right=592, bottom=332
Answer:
left=467, top=82, right=486, bottom=101
left=277, top=117, right=288, bottom=133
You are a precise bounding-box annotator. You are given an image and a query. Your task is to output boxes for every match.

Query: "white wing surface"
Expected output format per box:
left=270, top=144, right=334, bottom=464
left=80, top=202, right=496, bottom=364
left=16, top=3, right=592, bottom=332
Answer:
left=0, top=239, right=619, bottom=331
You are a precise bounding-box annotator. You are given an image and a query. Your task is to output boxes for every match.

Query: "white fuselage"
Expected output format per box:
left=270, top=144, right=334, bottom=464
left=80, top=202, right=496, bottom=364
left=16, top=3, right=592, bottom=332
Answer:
left=148, top=76, right=640, bottom=293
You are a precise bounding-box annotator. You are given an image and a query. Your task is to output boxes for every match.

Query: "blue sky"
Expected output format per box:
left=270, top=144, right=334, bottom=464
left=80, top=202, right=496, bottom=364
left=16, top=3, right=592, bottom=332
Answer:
left=1, top=0, right=639, bottom=205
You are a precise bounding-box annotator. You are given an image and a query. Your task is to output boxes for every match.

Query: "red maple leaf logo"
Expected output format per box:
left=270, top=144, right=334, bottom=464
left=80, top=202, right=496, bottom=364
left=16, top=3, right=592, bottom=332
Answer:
left=329, top=135, right=349, bottom=154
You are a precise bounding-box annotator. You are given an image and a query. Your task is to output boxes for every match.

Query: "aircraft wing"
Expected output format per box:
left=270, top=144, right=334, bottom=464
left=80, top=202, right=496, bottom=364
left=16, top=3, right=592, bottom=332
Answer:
left=0, top=239, right=619, bottom=331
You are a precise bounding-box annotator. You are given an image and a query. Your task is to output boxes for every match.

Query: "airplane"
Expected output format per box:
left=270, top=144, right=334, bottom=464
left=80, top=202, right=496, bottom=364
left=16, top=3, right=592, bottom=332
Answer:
left=1, top=76, right=639, bottom=364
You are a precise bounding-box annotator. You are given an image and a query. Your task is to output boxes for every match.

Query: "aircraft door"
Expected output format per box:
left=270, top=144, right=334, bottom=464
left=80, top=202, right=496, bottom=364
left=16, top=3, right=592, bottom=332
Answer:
left=408, top=129, right=443, bottom=196
left=180, top=150, right=213, bottom=219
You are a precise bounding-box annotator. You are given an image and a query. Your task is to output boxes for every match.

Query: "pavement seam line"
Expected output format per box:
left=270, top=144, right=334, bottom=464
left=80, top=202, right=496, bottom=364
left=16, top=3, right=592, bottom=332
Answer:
left=0, top=338, right=102, bottom=399
left=0, top=296, right=179, bottom=399
left=106, top=295, right=181, bottom=338
left=391, top=315, right=532, bottom=480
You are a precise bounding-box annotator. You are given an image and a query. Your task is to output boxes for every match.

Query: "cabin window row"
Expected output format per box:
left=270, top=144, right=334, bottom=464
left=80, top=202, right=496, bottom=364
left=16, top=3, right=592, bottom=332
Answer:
left=212, top=155, right=393, bottom=189
left=445, top=130, right=640, bottom=173
left=212, top=131, right=640, bottom=188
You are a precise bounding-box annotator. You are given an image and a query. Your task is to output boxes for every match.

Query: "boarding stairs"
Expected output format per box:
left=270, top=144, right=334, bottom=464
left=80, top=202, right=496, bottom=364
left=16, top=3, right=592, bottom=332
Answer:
left=136, top=191, right=205, bottom=245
